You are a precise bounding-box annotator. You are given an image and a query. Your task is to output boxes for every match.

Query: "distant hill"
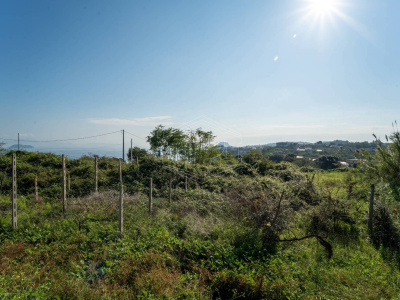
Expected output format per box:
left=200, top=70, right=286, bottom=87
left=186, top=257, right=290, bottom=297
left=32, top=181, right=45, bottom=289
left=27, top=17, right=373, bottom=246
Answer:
left=217, top=142, right=230, bottom=147
left=8, top=144, right=34, bottom=150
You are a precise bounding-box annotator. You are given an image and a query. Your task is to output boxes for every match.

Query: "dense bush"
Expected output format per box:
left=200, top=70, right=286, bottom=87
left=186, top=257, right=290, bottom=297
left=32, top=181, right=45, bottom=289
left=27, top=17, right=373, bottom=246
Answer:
left=0, top=151, right=399, bottom=298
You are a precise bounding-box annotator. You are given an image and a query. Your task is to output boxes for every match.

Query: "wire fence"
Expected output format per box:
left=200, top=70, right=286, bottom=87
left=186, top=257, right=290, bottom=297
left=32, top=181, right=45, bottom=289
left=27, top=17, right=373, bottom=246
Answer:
left=0, top=130, right=388, bottom=245
left=0, top=130, right=147, bottom=160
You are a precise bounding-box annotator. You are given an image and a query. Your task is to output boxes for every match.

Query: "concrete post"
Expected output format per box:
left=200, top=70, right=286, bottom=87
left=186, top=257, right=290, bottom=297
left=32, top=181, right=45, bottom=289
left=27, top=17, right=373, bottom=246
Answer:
left=122, top=130, right=125, bottom=162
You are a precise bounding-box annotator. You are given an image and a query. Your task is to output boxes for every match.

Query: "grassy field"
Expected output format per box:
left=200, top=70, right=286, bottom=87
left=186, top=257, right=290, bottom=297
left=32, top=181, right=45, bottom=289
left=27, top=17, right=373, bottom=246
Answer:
left=0, top=152, right=400, bottom=299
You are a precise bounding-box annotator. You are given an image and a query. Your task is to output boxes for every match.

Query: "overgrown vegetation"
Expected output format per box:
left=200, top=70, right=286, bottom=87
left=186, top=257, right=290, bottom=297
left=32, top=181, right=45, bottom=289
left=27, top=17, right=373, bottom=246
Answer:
left=1, top=126, right=400, bottom=299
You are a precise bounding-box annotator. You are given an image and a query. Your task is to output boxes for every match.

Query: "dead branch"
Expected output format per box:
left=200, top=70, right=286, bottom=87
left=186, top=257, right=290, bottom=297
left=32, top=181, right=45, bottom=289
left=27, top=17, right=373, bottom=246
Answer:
left=278, top=234, right=333, bottom=259
left=271, top=191, right=285, bottom=227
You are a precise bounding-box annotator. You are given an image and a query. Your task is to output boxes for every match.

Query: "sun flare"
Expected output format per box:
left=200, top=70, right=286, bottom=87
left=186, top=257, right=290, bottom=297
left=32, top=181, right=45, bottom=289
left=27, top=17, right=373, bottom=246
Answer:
left=297, top=0, right=370, bottom=43
left=303, top=0, right=340, bottom=20
left=309, top=0, right=337, bottom=15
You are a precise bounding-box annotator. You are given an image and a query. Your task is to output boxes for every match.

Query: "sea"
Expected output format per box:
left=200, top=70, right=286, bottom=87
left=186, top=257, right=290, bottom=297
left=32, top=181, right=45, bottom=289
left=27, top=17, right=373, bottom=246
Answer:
left=20, top=148, right=124, bottom=159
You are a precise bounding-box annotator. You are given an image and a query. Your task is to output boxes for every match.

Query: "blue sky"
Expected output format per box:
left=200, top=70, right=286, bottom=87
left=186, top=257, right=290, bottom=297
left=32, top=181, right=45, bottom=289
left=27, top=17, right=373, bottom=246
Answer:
left=1, top=0, right=399, bottom=149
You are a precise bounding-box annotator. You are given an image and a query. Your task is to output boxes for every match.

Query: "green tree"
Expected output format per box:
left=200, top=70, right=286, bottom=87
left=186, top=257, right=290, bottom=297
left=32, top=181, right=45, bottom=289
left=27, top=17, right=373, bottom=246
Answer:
left=127, top=147, right=148, bottom=162
left=146, top=125, right=218, bottom=164
left=242, top=149, right=263, bottom=165
left=269, top=154, right=284, bottom=163
left=185, top=128, right=218, bottom=164
left=168, top=128, right=186, bottom=160
left=316, top=156, right=340, bottom=170
left=147, top=125, right=177, bottom=158
left=284, top=153, right=296, bottom=163
left=361, top=126, right=400, bottom=200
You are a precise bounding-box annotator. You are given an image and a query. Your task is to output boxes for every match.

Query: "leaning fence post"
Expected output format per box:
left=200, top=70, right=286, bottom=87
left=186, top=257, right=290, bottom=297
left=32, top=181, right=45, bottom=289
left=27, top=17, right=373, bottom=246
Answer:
left=35, top=175, right=38, bottom=202
left=119, top=159, right=123, bottom=236
left=368, top=184, right=375, bottom=236
left=12, top=154, right=17, bottom=229
left=149, top=178, right=153, bottom=214
left=62, top=154, right=66, bottom=214
left=95, top=156, right=98, bottom=193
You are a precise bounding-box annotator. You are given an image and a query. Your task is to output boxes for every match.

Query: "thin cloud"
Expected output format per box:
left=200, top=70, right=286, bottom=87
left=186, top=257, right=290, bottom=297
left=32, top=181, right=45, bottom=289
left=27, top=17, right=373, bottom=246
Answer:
left=134, top=116, right=172, bottom=122
left=258, top=124, right=325, bottom=130
left=88, top=116, right=173, bottom=127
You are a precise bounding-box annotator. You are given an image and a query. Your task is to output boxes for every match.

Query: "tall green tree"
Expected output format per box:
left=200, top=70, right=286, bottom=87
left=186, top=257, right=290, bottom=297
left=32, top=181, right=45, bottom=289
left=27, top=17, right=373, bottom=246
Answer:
left=127, top=147, right=148, bottom=161
left=146, top=125, right=219, bottom=164
left=185, top=128, right=218, bottom=164
left=361, top=125, right=400, bottom=200
left=168, top=128, right=186, bottom=160
left=147, top=125, right=170, bottom=158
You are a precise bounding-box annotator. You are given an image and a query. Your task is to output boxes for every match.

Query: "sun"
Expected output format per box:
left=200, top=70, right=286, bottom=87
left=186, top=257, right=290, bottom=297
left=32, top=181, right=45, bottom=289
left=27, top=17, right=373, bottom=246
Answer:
left=298, top=0, right=343, bottom=29
left=311, top=0, right=335, bottom=14
left=296, top=0, right=369, bottom=42
left=303, top=0, right=340, bottom=20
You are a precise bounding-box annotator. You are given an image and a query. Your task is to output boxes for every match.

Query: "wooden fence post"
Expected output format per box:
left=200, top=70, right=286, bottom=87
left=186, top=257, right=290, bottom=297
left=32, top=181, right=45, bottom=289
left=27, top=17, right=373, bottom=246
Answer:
left=119, top=159, right=123, bottom=236
left=12, top=154, right=17, bottom=229
left=95, top=156, right=98, bottom=193
left=136, top=156, right=139, bottom=174
left=368, top=184, right=375, bottom=236
left=169, top=177, right=172, bottom=204
left=35, top=175, right=38, bottom=202
left=62, top=154, right=66, bottom=214
left=149, top=178, right=153, bottom=214
left=185, top=175, right=188, bottom=193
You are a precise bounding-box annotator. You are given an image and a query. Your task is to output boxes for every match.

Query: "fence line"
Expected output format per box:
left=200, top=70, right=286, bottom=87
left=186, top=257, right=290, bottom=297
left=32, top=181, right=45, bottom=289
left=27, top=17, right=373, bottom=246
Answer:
left=1, top=150, right=374, bottom=239
left=3, top=151, right=200, bottom=230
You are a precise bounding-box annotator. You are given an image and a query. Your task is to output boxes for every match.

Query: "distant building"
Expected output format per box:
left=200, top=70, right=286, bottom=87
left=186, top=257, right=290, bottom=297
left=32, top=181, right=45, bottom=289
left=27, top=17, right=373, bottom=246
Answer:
left=346, top=159, right=359, bottom=167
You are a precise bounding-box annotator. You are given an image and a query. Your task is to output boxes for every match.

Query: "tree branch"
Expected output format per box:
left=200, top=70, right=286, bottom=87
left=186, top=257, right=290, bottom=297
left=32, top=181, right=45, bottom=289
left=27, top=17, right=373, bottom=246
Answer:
left=271, top=191, right=285, bottom=227
left=278, top=234, right=333, bottom=259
